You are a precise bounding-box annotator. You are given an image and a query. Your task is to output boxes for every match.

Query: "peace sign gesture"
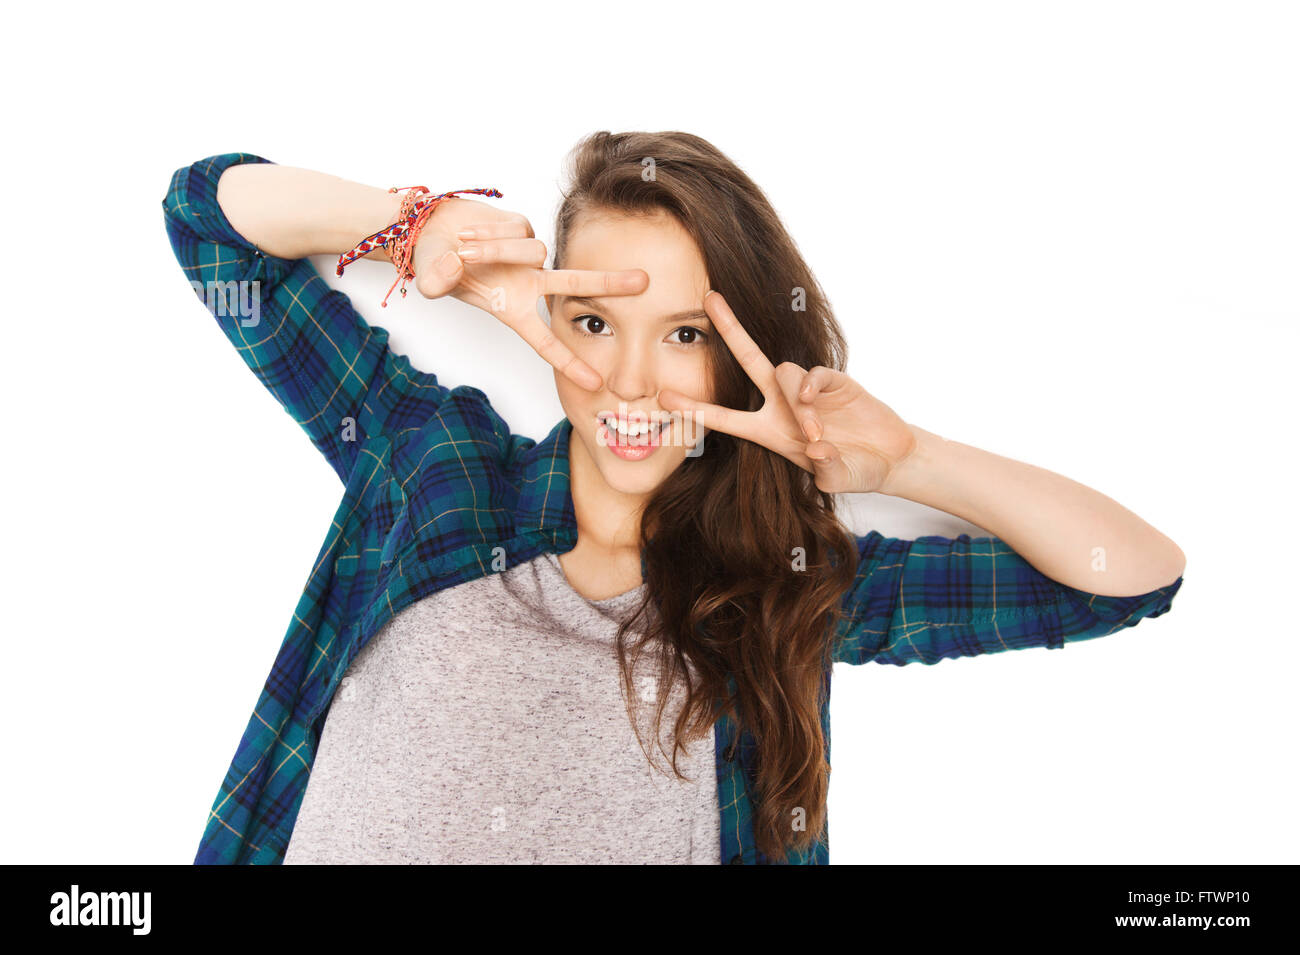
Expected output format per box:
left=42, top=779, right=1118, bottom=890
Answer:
left=411, top=200, right=647, bottom=391
left=658, top=291, right=920, bottom=494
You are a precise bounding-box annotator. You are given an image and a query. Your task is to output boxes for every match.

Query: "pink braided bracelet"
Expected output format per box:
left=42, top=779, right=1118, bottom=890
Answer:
left=336, top=185, right=504, bottom=307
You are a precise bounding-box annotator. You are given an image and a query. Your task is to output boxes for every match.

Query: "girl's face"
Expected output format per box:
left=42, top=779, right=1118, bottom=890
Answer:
left=546, top=208, right=715, bottom=499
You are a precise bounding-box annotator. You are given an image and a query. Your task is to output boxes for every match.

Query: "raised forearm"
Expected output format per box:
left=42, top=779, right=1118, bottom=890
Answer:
left=881, top=426, right=1186, bottom=596
left=215, top=162, right=404, bottom=261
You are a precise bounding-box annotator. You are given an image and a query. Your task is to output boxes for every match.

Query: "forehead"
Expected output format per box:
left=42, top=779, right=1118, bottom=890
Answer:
left=558, top=208, right=710, bottom=306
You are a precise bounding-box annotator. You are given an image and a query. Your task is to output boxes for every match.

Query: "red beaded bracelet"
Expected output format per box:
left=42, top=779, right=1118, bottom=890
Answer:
left=336, top=185, right=503, bottom=307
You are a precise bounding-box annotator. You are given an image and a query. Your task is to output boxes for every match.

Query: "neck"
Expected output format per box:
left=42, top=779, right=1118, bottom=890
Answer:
left=568, top=428, right=647, bottom=558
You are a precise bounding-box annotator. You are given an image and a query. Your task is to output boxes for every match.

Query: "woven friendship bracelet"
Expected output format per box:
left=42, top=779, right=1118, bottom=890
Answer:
left=336, top=185, right=504, bottom=307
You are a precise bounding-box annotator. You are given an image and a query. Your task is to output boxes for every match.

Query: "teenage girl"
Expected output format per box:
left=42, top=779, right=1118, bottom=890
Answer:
left=164, top=131, right=1185, bottom=864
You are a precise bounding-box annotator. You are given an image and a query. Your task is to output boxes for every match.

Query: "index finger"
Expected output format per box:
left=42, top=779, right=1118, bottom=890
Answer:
left=539, top=268, right=649, bottom=298
left=455, top=217, right=533, bottom=240
left=658, top=389, right=761, bottom=446
left=507, top=312, right=604, bottom=392
left=703, top=291, right=779, bottom=396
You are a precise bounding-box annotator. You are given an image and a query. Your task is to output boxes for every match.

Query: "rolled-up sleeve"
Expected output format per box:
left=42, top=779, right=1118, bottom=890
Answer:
left=161, top=151, right=455, bottom=485
left=831, top=531, right=1183, bottom=666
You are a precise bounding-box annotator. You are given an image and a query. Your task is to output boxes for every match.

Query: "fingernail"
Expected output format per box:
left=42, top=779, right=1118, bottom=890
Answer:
left=456, top=229, right=477, bottom=240
left=456, top=244, right=480, bottom=261
left=438, top=250, right=461, bottom=277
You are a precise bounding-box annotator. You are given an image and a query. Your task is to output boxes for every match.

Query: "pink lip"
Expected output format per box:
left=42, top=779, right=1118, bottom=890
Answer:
left=596, top=416, right=670, bottom=461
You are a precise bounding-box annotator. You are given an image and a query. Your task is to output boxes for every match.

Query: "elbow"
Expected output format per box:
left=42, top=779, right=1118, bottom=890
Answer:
left=1165, top=541, right=1187, bottom=586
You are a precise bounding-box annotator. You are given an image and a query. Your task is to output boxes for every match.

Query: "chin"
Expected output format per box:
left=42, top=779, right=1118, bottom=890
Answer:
left=595, top=458, right=678, bottom=496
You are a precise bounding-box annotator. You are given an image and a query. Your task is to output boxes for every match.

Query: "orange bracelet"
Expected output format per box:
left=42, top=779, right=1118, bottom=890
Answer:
left=336, top=186, right=504, bottom=307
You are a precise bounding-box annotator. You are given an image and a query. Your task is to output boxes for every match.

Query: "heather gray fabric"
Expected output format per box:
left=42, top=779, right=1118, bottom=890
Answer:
left=283, top=552, right=720, bottom=864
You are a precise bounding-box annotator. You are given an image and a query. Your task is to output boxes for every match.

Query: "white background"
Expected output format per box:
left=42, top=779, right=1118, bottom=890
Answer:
left=1, top=0, right=1294, bottom=864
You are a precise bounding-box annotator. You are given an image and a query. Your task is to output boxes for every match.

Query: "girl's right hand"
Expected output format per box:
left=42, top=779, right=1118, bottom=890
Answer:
left=408, top=197, right=647, bottom=391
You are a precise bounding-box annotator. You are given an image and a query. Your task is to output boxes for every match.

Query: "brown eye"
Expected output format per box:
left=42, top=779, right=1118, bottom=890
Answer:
left=572, top=315, right=609, bottom=336
left=670, top=326, right=709, bottom=346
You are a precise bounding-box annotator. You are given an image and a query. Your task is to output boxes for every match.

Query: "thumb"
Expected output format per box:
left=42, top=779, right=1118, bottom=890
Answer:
left=805, top=439, right=852, bottom=489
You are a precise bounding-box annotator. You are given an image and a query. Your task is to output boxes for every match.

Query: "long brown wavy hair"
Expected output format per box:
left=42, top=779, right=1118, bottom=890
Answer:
left=551, top=131, right=859, bottom=861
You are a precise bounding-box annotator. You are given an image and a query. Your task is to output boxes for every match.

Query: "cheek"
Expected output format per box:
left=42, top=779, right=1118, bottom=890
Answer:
left=553, top=371, right=585, bottom=421
left=664, top=354, right=715, bottom=402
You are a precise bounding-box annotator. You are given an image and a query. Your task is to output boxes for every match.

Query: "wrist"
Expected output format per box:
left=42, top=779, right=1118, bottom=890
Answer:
left=336, top=188, right=404, bottom=263
left=878, top=424, right=947, bottom=499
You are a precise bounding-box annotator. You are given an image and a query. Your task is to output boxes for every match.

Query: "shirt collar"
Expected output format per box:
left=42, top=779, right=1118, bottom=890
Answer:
left=514, top=415, right=580, bottom=546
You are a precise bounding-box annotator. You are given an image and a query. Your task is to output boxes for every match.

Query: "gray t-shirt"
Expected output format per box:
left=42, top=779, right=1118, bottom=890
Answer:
left=282, top=551, right=720, bottom=864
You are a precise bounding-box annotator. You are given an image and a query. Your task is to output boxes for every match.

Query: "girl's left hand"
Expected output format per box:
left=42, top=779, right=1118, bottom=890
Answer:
left=658, top=291, right=920, bottom=494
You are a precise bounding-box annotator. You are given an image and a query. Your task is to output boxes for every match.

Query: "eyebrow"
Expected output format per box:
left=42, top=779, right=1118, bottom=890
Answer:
left=556, top=296, right=711, bottom=325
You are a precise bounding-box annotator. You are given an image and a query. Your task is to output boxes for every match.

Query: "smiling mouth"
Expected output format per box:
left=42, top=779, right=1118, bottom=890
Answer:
left=596, top=413, right=675, bottom=446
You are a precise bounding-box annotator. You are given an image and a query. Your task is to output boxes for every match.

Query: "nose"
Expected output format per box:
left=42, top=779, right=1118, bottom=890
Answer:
left=603, top=339, right=658, bottom=404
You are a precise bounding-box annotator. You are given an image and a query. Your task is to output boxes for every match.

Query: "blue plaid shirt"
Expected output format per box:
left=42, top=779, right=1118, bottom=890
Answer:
left=163, top=152, right=1185, bottom=865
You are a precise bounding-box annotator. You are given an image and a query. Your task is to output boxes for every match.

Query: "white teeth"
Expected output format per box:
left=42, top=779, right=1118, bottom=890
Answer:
left=601, top=416, right=667, bottom=437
